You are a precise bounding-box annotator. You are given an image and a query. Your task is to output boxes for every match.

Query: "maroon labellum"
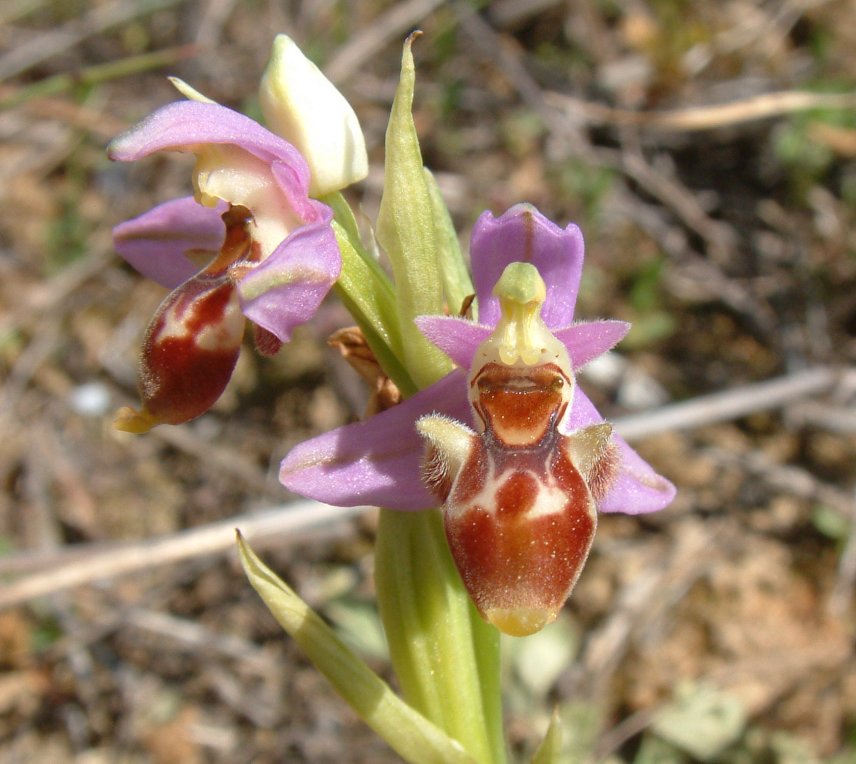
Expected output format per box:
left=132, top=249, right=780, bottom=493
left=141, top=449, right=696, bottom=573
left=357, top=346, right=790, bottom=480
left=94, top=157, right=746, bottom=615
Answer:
left=115, top=207, right=259, bottom=433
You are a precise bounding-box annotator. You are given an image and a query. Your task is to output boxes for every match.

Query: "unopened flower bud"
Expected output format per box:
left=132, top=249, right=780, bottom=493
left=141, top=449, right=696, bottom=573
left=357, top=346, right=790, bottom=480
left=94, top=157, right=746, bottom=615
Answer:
left=260, top=34, right=368, bottom=197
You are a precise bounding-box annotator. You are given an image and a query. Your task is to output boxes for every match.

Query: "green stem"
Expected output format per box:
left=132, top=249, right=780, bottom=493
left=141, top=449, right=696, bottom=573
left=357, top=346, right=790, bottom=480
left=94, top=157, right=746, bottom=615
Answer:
left=331, top=221, right=416, bottom=397
left=375, top=510, right=506, bottom=764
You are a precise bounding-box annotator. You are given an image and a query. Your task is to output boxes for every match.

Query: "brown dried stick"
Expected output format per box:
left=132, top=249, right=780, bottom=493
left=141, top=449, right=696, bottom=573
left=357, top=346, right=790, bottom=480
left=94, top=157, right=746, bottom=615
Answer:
left=0, top=501, right=370, bottom=610
left=0, top=0, right=187, bottom=81
left=546, top=90, right=856, bottom=133
left=324, top=0, right=448, bottom=85
left=615, top=366, right=854, bottom=441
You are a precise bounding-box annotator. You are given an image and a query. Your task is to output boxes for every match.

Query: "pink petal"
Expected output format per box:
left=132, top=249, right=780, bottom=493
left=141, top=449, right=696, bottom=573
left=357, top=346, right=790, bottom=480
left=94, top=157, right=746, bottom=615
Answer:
left=113, top=197, right=226, bottom=288
left=471, top=205, right=584, bottom=329
left=414, top=315, right=491, bottom=368
left=108, top=100, right=311, bottom=195
left=416, top=316, right=630, bottom=374
left=280, top=370, right=472, bottom=510
left=237, top=207, right=341, bottom=342
left=568, top=388, right=676, bottom=514
left=555, top=320, right=631, bottom=370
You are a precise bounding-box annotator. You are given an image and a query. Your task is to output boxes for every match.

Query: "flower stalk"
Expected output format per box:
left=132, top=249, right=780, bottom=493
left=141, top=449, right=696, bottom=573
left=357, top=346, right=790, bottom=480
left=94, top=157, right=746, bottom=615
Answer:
left=371, top=33, right=506, bottom=763
left=376, top=509, right=506, bottom=764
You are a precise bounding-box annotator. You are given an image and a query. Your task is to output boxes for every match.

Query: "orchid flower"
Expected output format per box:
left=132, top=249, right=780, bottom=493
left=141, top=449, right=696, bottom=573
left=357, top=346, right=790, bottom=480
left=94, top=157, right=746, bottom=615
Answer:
left=281, top=204, right=676, bottom=634
left=108, top=99, right=341, bottom=432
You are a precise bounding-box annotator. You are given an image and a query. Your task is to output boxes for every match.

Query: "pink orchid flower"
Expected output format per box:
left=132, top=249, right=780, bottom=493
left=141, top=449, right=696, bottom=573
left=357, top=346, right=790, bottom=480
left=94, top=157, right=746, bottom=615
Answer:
left=108, top=101, right=341, bottom=432
left=281, top=204, right=674, bottom=513
left=280, top=205, right=676, bottom=634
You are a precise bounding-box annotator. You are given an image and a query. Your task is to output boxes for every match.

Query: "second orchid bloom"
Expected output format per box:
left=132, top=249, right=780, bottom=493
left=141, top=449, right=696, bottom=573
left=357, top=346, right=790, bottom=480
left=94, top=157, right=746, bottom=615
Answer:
left=109, top=35, right=368, bottom=432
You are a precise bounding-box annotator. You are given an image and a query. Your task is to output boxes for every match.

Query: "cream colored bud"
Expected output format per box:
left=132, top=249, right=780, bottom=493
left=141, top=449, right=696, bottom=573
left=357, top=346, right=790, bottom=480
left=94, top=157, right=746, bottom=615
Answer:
left=260, top=34, right=368, bottom=196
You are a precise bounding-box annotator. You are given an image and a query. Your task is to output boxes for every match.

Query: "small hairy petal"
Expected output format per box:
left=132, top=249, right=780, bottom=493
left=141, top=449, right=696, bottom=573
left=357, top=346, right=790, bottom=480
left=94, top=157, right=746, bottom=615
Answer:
left=413, top=315, right=491, bottom=368
left=113, top=197, right=226, bottom=288
left=470, top=205, right=584, bottom=329
left=280, top=370, right=473, bottom=510
left=568, top=388, right=676, bottom=514
left=554, top=320, right=631, bottom=369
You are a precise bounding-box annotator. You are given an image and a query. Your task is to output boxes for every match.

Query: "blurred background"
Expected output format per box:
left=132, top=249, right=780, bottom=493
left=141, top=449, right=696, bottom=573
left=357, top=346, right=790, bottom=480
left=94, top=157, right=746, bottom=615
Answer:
left=1, top=0, right=855, bottom=761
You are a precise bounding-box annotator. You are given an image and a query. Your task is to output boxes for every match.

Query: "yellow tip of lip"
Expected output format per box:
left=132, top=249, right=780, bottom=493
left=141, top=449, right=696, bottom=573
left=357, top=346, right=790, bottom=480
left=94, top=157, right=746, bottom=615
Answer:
left=113, top=406, right=158, bottom=434
left=486, top=606, right=557, bottom=637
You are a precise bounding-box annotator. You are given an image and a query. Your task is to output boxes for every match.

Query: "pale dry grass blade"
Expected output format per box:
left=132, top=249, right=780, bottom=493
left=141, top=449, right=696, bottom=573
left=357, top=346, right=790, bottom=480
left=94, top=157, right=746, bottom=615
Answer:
left=0, top=501, right=370, bottom=610
left=546, top=90, right=856, bottom=133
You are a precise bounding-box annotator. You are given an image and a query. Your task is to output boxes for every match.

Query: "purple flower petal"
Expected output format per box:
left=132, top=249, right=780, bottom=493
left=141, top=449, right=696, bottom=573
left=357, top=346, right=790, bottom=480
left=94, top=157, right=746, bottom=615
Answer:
left=280, top=370, right=472, bottom=510
left=568, top=387, right=676, bottom=514
left=555, top=320, right=631, bottom=370
left=414, top=315, right=491, bottom=368
left=113, top=197, right=226, bottom=288
left=237, top=207, right=341, bottom=342
left=108, top=100, right=311, bottom=195
left=418, top=315, right=631, bottom=373
left=471, top=205, right=584, bottom=330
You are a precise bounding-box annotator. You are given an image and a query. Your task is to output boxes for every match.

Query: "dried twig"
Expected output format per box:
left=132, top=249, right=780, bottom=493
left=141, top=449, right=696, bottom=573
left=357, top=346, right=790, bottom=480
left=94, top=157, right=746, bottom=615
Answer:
left=615, top=367, right=854, bottom=441
left=0, top=45, right=198, bottom=110
left=704, top=446, right=853, bottom=517
left=830, top=488, right=856, bottom=616
left=0, top=501, right=370, bottom=610
left=618, top=148, right=737, bottom=265
left=546, top=89, right=856, bottom=133
left=0, top=0, right=187, bottom=81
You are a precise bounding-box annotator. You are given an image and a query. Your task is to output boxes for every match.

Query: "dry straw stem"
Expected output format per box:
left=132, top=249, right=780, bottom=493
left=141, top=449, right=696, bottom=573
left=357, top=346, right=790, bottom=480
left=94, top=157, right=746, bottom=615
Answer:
left=2, top=366, right=852, bottom=610
left=546, top=90, right=856, bottom=132
left=0, top=501, right=369, bottom=610
left=615, top=366, right=855, bottom=441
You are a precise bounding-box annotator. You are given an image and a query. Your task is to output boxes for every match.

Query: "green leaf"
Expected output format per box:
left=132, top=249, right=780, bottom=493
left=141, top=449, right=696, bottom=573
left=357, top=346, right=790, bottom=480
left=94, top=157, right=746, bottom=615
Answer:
left=530, top=710, right=563, bottom=764
left=510, top=614, right=577, bottom=698
left=325, top=596, right=389, bottom=662
left=651, top=682, right=746, bottom=762
left=633, top=734, right=688, bottom=764
left=811, top=503, right=850, bottom=542
left=237, top=532, right=475, bottom=764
